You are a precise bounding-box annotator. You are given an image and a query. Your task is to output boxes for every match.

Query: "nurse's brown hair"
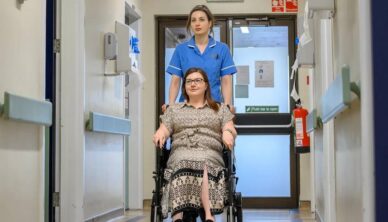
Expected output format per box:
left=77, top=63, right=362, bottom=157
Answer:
left=186, top=5, right=215, bottom=36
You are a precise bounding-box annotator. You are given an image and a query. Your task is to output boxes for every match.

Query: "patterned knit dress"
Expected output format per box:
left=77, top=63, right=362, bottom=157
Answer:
left=160, top=103, right=234, bottom=218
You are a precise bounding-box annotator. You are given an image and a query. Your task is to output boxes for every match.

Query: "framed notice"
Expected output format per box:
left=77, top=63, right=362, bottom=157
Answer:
left=255, top=61, right=274, bottom=87
left=272, top=0, right=285, bottom=12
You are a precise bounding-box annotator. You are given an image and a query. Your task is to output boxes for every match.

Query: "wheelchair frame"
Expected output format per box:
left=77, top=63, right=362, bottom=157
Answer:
left=151, top=146, right=243, bottom=222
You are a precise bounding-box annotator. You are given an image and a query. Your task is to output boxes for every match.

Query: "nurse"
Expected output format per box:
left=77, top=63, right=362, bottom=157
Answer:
left=164, top=4, right=237, bottom=112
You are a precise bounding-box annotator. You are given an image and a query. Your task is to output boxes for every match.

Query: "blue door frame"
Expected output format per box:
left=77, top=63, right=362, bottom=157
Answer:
left=45, top=0, right=57, bottom=221
left=372, top=0, right=388, bottom=221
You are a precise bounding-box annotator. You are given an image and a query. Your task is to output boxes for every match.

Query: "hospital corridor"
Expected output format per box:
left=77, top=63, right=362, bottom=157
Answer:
left=1, top=0, right=387, bottom=222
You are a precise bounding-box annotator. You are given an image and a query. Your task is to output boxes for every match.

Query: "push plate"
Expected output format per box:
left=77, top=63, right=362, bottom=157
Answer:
left=86, top=111, right=131, bottom=136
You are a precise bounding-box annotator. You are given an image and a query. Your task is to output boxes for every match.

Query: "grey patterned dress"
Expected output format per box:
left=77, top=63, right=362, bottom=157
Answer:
left=160, top=102, right=234, bottom=218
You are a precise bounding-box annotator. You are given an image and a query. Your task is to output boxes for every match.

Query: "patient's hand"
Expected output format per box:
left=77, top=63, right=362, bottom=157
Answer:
left=222, top=130, right=234, bottom=150
left=153, top=129, right=166, bottom=149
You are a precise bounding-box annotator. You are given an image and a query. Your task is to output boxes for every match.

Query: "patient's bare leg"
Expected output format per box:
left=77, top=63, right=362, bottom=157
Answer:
left=201, top=165, right=215, bottom=221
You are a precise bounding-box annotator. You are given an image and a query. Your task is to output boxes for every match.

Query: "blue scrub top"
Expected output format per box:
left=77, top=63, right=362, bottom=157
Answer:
left=166, top=36, right=237, bottom=103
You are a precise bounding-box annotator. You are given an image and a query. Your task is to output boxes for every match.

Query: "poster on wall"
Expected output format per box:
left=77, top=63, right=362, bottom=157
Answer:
left=286, top=0, right=298, bottom=12
left=255, top=61, right=274, bottom=87
left=272, top=0, right=285, bottom=12
left=236, top=65, right=250, bottom=85
left=235, top=65, right=250, bottom=98
left=235, top=85, right=249, bottom=98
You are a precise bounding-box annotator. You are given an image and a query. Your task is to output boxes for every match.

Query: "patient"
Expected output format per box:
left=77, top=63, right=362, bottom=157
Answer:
left=153, top=67, right=237, bottom=222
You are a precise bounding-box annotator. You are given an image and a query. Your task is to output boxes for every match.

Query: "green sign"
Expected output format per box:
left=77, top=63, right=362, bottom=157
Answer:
left=245, top=106, right=279, bottom=113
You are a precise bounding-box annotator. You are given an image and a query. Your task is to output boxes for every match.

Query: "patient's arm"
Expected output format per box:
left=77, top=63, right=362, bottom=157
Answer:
left=222, top=120, right=236, bottom=149
left=153, top=123, right=171, bottom=148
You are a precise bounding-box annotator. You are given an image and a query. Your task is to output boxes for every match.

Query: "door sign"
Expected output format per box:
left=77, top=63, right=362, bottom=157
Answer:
left=272, top=0, right=285, bottom=12
left=286, top=0, right=298, bottom=12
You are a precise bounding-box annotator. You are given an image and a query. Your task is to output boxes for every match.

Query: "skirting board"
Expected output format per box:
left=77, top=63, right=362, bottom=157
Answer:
left=85, top=208, right=124, bottom=222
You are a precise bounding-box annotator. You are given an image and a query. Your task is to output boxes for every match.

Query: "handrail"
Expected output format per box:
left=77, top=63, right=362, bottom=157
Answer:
left=321, top=65, right=360, bottom=123
left=0, top=91, right=52, bottom=126
left=306, top=109, right=317, bottom=133
left=85, top=111, right=131, bottom=135
left=350, top=81, right=361, bottom=99
left=306, top=109, right=323, bottom=133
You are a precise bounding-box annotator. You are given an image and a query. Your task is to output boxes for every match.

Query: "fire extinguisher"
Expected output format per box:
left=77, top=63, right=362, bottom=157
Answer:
left=293, top=100, right=310, bottom=153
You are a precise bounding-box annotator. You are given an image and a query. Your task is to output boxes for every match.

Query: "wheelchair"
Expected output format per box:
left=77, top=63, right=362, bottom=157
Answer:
left=151, top=143, right=243, bottom=222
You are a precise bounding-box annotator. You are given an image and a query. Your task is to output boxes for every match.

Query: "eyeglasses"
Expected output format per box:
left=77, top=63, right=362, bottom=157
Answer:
left=185, top=78, right=205, bottom=85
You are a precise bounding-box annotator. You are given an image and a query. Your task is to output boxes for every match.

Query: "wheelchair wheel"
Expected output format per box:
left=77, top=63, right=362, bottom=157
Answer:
left=226, top=192, right=243, bottom=222
left=226, top=207, right=243, bottom=222
left=150, top=194, right=163, bottom=222
left=150, top=205, right=163, bottom=222
left=226, top=206, right=236, bottom=222
left=235, top=192, right=243, bottom=222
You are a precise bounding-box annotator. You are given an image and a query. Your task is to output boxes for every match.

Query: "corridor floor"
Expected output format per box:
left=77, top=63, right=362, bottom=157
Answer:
left=110, top=204, right=316, bottom=222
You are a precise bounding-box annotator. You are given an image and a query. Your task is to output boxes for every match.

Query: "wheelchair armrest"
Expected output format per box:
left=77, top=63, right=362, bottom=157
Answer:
left=155, top=146, right=171, bottom=172
left=222, top=146, right=236, bottom=176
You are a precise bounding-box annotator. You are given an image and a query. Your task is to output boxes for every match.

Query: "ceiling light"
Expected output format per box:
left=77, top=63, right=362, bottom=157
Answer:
left=240, top=26, right=250, bottom=34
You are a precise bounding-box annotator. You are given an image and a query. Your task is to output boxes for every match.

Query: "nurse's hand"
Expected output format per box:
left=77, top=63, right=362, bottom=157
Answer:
left=226, top=104, right=235, bottom=114
left=161, top=104, right=170, bottom=113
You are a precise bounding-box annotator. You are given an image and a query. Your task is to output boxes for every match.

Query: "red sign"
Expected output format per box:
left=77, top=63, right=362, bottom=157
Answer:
left=272, top=0, right=285, bottom=12
left=286, top=0, right=298, bottom=12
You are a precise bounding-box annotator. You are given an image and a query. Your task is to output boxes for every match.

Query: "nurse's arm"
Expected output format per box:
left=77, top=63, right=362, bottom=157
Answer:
left=221, top=74, right=233, bottom=106
left=169, top=75, right=181, bottom=104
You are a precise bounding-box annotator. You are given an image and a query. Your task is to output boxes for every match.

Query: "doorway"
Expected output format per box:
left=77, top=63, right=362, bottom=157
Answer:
left=157, top=15, right=298, bottom=208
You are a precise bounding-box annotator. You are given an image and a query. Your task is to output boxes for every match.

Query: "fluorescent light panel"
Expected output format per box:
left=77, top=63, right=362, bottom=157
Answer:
left=240, top=26, right=250, bottom=34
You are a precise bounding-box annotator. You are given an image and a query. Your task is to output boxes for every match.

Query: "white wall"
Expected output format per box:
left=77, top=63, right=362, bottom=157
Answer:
left=310, top=0, right=370, bottom=221
left=311, top=11, right=325, bottom=220
left=332, top=1, right=362, bottom=221
left=125, top=1, right=145, bottom=210
left=60, top=0, right=144, bottom=220
left=141, top=0, right=303, bottom=200
left=84, top=0, right=126, bottom=219
left=0, top=1, right=46, bottom=221
left=60, top=0, right=86, bottom=220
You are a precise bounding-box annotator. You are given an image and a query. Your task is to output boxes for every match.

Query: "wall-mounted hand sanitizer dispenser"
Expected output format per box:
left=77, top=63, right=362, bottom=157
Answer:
left=104, top=32, right=117, bottom=60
